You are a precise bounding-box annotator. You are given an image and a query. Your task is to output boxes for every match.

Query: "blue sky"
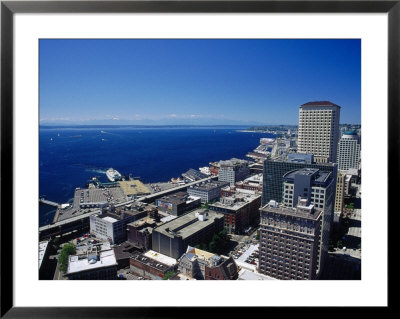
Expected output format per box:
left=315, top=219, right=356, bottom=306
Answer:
left=39, top=39, right=361, bottom=125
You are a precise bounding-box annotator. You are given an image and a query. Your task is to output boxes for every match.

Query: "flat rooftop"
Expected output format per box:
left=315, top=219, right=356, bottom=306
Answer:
left=154, top=209, right=224, bottom=240
left=186, top=246, right=216, bottom=262
left=188, top=181, right=229, bottom=192
left=210, top=193, right=261, bottom=211
left=67, top=249, right=117, bottom=275
left=261, top=202, right=322, bottom=221
left=219, top=158, right=249, bottom=167
left=143, top=250, right=177, bottom=267
left=300, top=101, right=340, bottom=107
left=238, top=268, right=276, bottom=280
left=158, top=191, right=189, bottom=205
left=131, top=250, right=176, bottom=272
left=244, top=173, right=263, bottom=184
left=119, top=180, right=151, bottom=196
left=95, top=207, right=146, bottom=222
left=283, top=168, right=332, bottom=185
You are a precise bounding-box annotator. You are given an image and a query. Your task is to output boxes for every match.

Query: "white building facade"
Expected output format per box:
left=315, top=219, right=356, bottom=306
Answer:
left=297, top=101, right=341, bottom=164
left=336, top=131, right=361, bottom=170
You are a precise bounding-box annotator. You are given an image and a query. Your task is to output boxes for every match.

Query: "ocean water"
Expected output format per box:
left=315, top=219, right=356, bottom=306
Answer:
left=39, top=126, right=274, bottom=226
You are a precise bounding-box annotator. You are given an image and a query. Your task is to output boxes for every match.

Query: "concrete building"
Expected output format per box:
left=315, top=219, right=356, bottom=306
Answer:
left=261, top=159, right=338, bottom=207
left=334, top=172, right=346, bottom=214
left=258, top=199, right=322, bottom=280
left=152, top=209, right=224, bottom=259
left=297, top=101, right=341, bottom=163
left=129, top=250, right=176, bottom=280
left=218, top=158, right=250, bottom=186
left=235, top=173, right=263, bottom=193
left=155, top=191, right=201, bottom=216
left=282, top=168, right=335, bottom=274
left=287, top=153, right=314, bottom=164
left=337, top=131, right=361, bottom=170
left=89, top=204, right=148, bottom=244
left=237, top=268, right=276, bottom=280
left=182, top=168, right=208, bottom=182
left=113, top=242, right=137, bottom=269
left=126, top=210, right=162, bottom=251
left=178, top=246, right=238, bottom=280
left=66, top=248, right=118, bottom=280
left=208, top=192, right=261, bottom=234
left=187, top=180, right=229, bottom=204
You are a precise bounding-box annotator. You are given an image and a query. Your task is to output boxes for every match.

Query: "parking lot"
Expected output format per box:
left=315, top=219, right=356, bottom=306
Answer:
left=56, top=186, right=127, bottom=222
left=234, top=244, right=259, bottom=267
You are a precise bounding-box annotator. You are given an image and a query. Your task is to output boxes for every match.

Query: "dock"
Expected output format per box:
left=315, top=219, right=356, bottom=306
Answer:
left=39, top=198, right=59, bottom=207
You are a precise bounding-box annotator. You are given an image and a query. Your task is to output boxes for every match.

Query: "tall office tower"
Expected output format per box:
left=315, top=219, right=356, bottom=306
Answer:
left=261, top=159, right=337, bottom=206
left=336, top=130, right=361, bottom=170
left=281, top=168, right=335, bottom=274
left=258, top=198, right=322, bottom=280
left=297, top=101, right=341, bottom=163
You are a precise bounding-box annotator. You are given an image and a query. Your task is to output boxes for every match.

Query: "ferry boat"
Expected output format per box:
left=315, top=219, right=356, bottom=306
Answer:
left=106, top=168, right=122, bottom=182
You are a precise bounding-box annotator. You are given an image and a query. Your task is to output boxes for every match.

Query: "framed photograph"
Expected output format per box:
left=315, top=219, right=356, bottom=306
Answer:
left=1, top=0, right=394, bottom=316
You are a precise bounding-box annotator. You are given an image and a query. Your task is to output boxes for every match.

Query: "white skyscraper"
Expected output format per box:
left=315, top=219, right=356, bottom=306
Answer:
left=297, top=101, right=341, bottom=163
left=336, top=130, right=361, bottom=170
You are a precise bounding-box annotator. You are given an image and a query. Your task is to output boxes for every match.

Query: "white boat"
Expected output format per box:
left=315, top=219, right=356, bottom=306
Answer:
left=106, top=168, right=122, bottom=182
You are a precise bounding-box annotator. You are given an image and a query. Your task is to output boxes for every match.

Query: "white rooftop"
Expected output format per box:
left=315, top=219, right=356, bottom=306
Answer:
left=235, top=188, right=257, bottom=195
left=238, top=268, right=276, bottom=280
left=244, top=173, right=263, bottom=183
left=160, top=215, right=178, bottom=223
left=186, top=195, right=201, bottom=204
left=143, top=250, right=177, bottom=267
left=67, top=249, right=117, bottom=275
left=102, top=216, right=118, bottom=223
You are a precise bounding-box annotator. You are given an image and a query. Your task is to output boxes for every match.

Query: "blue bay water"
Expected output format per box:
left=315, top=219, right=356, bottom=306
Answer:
left=39, top=126, right=274, bottom=226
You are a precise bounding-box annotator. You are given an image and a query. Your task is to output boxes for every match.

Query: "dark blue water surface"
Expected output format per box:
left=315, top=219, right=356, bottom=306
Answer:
left=39, top=126, right=274, bottom=226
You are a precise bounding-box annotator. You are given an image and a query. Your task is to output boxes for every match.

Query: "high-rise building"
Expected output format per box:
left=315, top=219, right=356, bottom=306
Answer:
left=336, top=130, right=361, bottom=170
left=218, top=158, right=250, bottom=186
left=258, top=198, right=322, bottom=280
left=297, top=101, right=341, bottom=163
left=261, top=159, right=337, bottom=206
left=334, top=172, right=346, bottom=214
left=282, top=168, right=335, bottom=273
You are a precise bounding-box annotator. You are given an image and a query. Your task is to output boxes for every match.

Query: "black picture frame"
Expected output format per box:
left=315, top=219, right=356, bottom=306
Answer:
left=1, top=0, right=395, bottom=317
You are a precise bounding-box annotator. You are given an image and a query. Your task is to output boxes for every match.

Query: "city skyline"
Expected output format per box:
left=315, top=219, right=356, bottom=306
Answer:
left=40, top=39, right=361, bottom=126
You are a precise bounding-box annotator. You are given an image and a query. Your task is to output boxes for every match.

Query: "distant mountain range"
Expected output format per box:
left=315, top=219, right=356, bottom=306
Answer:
left=39, top=118, right=281, bottom=127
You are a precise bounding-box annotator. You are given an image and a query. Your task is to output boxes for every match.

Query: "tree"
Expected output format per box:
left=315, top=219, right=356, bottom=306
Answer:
left=58, top=243, right=76, bottom=273
left=208, top=230, right=230, bottom=254
left=163, top=270, right=176, bottom=280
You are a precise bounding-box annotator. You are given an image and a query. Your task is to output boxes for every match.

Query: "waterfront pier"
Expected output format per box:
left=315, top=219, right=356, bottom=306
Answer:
left=39, top=198, right=59, bottom=207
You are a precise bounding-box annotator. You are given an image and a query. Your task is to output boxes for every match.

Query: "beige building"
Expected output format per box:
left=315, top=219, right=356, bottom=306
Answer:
left=334, top=172, right=346, bottom=213
left=297, top=101, right=341, bottom=163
